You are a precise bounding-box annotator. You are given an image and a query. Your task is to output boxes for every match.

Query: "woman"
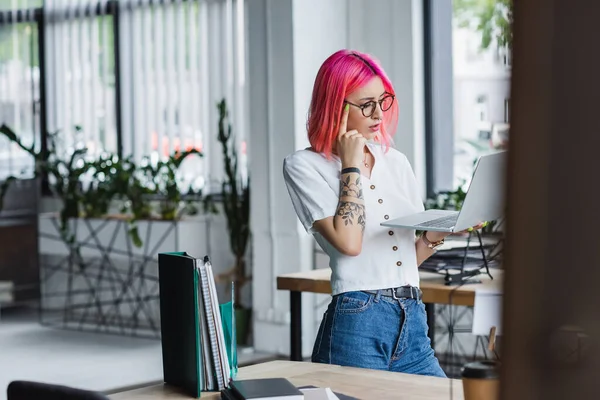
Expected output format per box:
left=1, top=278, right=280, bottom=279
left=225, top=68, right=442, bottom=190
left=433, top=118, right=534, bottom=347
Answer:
left=282, top=49, right=484, bottom=377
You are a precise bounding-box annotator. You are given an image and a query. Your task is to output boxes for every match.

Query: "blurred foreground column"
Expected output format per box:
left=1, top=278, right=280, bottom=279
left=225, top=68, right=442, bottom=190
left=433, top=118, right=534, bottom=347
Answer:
left=502, top=0, right=600, bottom=399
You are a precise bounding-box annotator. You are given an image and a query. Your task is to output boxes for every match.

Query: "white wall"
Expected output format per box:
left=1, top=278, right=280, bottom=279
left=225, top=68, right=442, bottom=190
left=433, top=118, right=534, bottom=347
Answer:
left=248, top=0, right=426, bottom=356
left=292, top=0, right=350, bottom=152
left=348, top=0, right=426, bottom=191
left=246, top=0, right=299, bottom=355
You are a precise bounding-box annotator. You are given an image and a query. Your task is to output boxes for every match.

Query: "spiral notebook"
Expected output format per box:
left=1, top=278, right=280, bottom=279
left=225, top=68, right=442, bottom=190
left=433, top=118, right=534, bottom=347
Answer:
left=158, top=252, right=237, bottom=398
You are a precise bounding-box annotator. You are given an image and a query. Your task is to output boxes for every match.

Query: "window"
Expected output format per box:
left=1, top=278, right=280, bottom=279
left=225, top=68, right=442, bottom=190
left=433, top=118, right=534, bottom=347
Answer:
left=0, top=0, right=247, bottom=194
left=0, top=0, right=42, bottom=9
left=116, top=0, right=247, bottom=193
left=45, top=8, right=118, bottom=159
left=0, top=14, right=40, bottom=180
left=451, top=0, right=511, bottom=190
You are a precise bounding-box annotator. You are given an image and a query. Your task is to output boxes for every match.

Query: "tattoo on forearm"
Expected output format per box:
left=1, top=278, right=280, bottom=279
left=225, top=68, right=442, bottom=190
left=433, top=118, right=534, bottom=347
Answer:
left=337, top=201, right=366, bottom=231
left=337, top=172, right=366, bottom=231
left=341, top=174, right=363, bottom=198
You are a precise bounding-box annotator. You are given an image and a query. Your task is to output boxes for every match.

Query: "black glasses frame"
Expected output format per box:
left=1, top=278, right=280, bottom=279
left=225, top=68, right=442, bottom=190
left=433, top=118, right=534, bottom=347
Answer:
left=344, top=94, right=396, bottom=117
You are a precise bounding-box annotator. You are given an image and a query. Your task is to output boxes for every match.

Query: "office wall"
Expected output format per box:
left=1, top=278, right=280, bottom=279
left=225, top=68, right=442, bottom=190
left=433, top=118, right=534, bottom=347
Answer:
left=246, top=0, right=351, bottom=356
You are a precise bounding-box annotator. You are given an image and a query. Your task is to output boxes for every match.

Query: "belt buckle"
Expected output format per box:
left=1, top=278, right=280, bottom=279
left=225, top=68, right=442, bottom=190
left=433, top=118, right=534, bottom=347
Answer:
left=413, top=287, right=421, bottom=300
left=393, top=286, right=417, bottom=300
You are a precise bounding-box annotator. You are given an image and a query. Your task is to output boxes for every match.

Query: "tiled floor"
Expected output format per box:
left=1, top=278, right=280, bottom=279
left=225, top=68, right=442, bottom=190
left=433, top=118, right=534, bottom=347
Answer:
left=0, top=306, right=275, bottom=400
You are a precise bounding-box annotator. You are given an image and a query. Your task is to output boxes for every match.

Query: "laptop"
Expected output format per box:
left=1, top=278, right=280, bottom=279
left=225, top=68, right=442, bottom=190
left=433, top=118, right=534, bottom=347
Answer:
left=381, top=151, right=507, bottom=232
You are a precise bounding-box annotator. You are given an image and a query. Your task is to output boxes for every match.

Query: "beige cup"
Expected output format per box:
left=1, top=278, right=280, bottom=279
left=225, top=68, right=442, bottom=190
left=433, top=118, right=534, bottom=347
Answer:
left=461, top=360, right=500, bottom=400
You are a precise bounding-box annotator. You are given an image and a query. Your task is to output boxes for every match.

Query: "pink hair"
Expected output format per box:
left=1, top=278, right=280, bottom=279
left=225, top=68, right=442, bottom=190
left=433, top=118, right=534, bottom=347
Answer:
left=307, top=49, right=399, bottom=158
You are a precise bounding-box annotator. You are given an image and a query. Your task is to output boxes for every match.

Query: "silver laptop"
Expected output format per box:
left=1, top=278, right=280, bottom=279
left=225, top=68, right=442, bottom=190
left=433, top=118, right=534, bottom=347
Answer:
left=381, top=151, right=507, bottom=232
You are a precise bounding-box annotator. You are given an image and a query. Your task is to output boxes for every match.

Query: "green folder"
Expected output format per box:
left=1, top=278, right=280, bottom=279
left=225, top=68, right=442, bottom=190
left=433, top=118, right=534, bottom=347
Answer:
left=220, top=284, right=238, bottom=378
left=158, top=252, right=237, bottom=398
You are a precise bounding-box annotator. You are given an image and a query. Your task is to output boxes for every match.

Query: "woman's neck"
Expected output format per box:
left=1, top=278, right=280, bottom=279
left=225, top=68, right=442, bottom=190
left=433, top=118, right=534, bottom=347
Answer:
left=332, top=143, right=369, bottom=157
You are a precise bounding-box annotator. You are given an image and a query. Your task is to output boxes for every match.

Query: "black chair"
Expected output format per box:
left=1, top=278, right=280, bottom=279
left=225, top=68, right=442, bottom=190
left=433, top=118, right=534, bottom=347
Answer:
left=7, top=380, right=110, bottom=400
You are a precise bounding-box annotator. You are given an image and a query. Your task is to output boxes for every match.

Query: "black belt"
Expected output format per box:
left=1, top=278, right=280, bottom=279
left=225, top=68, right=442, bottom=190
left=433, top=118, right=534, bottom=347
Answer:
left=363, top=286, right=422, bottom=300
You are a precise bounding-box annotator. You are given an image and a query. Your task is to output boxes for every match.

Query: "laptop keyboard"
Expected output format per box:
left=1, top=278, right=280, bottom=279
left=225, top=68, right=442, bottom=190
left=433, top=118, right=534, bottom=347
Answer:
left=415, top=214, right=458, bottom=229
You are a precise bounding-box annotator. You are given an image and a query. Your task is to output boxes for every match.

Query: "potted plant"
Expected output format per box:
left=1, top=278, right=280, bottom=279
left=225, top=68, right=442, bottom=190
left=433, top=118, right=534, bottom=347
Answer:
left=0, top=123, right=220, bottom=335
left=0, top=124, right=208, bottom=248
left=0, top=124, right=92, bottom=245
left=213, top=99, right=252, bottom=345
left=137, top=149, right=202, bottom=220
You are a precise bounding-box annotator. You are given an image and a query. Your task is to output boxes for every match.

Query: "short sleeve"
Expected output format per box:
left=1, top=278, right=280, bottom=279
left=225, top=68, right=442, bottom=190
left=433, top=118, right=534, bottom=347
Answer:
left=282, top=153, right=339, bottom=234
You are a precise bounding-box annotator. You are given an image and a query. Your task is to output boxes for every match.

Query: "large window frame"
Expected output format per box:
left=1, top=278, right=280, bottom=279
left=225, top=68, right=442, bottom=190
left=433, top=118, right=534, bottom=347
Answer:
left=1, top=6, right=48, bottom=178
left=423, top=0, right=455, bottom=198
left=0, top=0, right=246, bottom=195
left=423, top=0, right=512, bottom=197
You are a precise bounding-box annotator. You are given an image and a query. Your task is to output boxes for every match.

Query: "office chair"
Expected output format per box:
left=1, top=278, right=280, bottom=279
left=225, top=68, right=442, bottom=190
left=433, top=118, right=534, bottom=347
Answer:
left=7, top=380, right=110, bottom=400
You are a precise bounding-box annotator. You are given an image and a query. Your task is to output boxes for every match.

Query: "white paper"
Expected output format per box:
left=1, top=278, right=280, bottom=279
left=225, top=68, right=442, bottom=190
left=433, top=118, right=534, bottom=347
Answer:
left=300, top=388, right=340, bottom=400
left=472, top=289, right=503, bottom=336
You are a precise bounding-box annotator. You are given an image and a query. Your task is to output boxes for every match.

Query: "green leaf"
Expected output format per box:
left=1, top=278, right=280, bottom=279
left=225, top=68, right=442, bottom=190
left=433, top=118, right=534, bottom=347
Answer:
left=453, top=0, right=513, bottom=51
left=129, top=225, right=143, bottom=248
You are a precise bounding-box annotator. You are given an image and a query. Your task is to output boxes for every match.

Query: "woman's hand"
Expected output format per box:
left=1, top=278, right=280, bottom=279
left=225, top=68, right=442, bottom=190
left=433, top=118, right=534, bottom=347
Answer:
left=426, top=221, right=488, bottom=242
left=458, top=221, right=488, bottom=234
left=338, top=103, right=367, bottom=168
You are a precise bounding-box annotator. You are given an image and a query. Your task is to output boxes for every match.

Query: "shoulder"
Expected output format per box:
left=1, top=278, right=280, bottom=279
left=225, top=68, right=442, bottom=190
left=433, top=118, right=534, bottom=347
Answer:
left=283, top=148, right=313, bottom=169
left=283, top=149, right=321, bottom=187
left=283, top=148, right=334, bottom=176
left=282, top=149, right=340, bottom=208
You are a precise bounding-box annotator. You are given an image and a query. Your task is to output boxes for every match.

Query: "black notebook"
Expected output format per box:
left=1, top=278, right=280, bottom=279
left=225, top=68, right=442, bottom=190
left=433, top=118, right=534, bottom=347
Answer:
left=158, top=252, right=235, bottom=398
left=229, top=378, right=304, bottom=400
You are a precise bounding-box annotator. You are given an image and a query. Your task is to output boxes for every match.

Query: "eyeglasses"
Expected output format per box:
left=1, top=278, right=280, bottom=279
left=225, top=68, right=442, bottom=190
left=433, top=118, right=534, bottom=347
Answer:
left=344, top=94, right=395, bottom=118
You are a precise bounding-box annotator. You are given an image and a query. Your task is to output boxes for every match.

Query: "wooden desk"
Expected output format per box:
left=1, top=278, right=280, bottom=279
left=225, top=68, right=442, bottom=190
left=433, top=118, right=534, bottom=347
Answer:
left=110, top=360, right=464, bottom=400
left=277, top=268, right=503, bottom=361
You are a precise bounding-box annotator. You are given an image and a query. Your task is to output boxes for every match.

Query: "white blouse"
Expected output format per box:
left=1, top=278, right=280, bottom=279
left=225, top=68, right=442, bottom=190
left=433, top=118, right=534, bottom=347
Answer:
left=282, top=143, right=425, bottom=296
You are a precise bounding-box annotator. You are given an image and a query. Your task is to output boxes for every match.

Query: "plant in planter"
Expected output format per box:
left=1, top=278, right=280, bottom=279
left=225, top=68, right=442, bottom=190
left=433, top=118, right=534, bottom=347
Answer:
left=66, top=149, right=208, bottom=247
left=0, top=124, right=148, bottom=247
left=213, top=99, right=251, bottom=345
left=0, top=124, right=211, bottom=248
left=138, top=149, right=203, bottom=220
left=183, top=186, right=219, bottom=217
left=84, top=153, right=155, bottom=247
left=0, top=124, right=92, bottom=245
left=82, top=153, right=132, bottom=218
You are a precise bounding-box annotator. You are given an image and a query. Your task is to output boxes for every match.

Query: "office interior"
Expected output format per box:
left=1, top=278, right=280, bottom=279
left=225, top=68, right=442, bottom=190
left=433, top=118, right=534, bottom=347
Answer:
left=0, top=0, right=598, bottom=399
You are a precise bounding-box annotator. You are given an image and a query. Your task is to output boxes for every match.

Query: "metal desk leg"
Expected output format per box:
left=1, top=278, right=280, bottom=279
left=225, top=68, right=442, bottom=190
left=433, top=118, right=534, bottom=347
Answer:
left=425, top=302, right=435, bottom=349
left=290, top=291, right=302, bottom=361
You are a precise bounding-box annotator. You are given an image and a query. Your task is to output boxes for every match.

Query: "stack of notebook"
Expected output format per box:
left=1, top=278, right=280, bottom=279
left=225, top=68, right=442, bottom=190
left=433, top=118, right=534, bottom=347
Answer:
left=158, top=252, right=237, bottom=398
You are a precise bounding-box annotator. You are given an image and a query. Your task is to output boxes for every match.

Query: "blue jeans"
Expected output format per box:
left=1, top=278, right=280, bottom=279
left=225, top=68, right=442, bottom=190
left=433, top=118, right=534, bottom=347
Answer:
left=311, top=290, right=446, bottom=377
